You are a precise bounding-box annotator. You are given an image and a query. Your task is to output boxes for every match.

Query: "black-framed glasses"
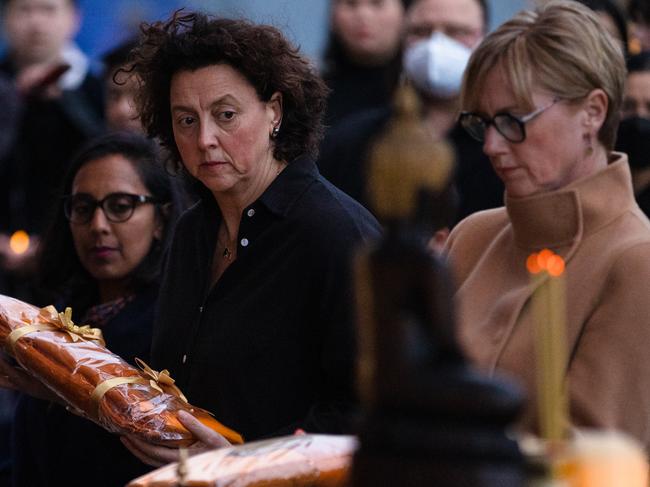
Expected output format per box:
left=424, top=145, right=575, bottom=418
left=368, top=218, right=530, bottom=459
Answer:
left=459, top=98, right=559, bottom=143
left=63, top=193, right=158, bottom=224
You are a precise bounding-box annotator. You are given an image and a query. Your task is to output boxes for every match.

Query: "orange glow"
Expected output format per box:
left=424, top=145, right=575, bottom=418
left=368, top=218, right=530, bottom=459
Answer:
left=547, top=255, right=565, bottom=277
left=527, top=253, right=542, bottom=274
left=537, top=249, right=554, bottom=270
left=527, top=249, right=565, bottom=277
left=9, top=230, right=29, bottom=255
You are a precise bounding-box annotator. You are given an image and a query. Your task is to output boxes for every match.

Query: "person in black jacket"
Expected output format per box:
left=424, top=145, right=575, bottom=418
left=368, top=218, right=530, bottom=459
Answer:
left=3, top=132, right=184, bottom=487
left=0, top=0, right=105, bottom=302
left=122, top=12, right=381, bottom=467
left=322, top=0, right=409, bottom=126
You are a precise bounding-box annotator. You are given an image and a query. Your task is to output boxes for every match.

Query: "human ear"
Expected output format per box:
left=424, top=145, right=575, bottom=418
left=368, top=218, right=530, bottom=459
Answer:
left=582, top=88, right=609, bottom=134
left=267, top=92, right=283, bottom=135
left=153, top=203, right=170, bottom=240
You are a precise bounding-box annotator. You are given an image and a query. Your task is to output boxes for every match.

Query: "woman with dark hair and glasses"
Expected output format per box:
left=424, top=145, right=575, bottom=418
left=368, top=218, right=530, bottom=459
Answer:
left=447, top=1, right=650, bottom=450
left=2, top=131, right=185, bottom=486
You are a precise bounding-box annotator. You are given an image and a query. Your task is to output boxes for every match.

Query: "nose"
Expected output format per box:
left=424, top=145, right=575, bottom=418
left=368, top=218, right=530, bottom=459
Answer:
left=356, top=2, right=373, bottom=18
left=88, top=206, right=111, bottom=233
left=197, top=119, right=219, bottom=152
left=482, top=124, right=509, bottom=158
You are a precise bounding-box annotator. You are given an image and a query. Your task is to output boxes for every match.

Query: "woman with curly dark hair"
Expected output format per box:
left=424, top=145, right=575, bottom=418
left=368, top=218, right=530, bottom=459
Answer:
left=121, top=12, right=381, bottom=466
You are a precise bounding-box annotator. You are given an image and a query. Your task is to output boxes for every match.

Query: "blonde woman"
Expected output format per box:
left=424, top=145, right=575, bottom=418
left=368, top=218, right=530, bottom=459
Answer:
left=447, top=0, right=650, bottom=448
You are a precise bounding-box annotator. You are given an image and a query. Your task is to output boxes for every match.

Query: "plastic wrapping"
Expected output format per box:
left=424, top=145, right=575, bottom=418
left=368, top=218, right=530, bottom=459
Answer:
left=128, top=434, right=356, bottom=487
left=0, top=294, right=243, bottom=446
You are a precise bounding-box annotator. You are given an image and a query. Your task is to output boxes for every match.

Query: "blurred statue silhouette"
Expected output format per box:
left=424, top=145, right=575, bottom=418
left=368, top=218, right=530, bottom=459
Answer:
left=350, top=83, right=525, bottom=486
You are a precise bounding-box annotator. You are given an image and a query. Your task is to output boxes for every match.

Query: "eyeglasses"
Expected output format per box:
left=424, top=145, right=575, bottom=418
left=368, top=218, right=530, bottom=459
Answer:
left=459, top=98, right=559, bottom=143
left=63, top=193, right=158, bottom=224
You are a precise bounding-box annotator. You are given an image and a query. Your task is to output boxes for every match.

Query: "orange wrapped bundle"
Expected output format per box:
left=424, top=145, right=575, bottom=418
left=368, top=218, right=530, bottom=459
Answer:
left=128, top=434, right=356, bottom=487
left=0, top=294, right=243, bottom=446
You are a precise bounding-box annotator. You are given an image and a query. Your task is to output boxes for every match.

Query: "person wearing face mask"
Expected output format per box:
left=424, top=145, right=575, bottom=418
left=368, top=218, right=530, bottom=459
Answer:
left=318, top=0, right=504, bottom=224
left=616, top=51, right=650, bottom=216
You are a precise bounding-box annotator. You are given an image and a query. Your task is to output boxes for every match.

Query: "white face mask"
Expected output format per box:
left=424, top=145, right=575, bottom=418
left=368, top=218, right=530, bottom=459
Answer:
left=403, top=31, right=472, bottom=100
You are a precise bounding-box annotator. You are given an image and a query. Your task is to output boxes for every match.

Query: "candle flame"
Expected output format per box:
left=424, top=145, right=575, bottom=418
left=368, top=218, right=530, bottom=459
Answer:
left=526, top=253, right=542, bottom=274
left=527, top=249, right=565, bottom=276
left=9, top=230, right=29, bottom=255
left=547, top=255, right=565, bottom=277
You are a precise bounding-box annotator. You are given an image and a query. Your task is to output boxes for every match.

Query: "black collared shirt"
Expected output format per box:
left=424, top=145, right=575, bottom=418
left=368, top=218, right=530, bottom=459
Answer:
left=152, top=156, right=381, bottom=440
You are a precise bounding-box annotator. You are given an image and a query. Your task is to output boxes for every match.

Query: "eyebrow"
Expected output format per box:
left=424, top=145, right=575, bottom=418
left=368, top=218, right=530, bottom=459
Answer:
left=474, top=104, right=520, bottom=118
left=171, top=94, right=239, bottom=113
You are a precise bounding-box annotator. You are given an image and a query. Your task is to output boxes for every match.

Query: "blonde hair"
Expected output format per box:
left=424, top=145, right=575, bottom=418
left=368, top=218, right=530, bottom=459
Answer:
left=460, top=0, right=625, bottom=150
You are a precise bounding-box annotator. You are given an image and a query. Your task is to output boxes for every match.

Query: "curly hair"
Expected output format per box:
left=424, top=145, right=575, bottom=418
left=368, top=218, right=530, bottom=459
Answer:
left=131, top=12, right=329, bottom=170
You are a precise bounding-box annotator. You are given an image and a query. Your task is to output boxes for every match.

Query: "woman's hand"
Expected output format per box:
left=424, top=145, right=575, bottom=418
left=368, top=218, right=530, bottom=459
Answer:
left=121, top=410, right=231, bottom=467
left=0, top=353, right=60, bottom=403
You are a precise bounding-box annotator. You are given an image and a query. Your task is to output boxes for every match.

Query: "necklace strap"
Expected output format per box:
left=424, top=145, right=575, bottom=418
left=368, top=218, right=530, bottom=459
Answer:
left=223, top=246, right=233, bottom=260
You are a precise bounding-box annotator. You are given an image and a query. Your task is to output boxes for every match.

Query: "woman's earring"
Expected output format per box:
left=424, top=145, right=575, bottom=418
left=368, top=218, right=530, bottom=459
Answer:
left=585, top=134, right=594, bottom=157
left=271, top=125, right=280, bottom=139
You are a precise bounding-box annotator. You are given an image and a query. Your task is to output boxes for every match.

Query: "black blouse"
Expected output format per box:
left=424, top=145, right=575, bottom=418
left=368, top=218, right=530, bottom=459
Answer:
left=151, top=156, right=381, bottom=441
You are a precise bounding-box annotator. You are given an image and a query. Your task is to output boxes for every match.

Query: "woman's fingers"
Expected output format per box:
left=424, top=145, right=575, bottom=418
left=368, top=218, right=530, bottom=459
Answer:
left=121, top=413, right=231, bottom=469
left=120, top=436, right=179, bottom=467
left=177, top=410, right=231, bottom=449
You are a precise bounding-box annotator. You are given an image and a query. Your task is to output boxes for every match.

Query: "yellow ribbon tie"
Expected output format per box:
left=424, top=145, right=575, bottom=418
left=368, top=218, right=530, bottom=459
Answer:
left=38, top=306, right=105, bottom=347
left=135, top=358, right=188, bottom=403
left=6, top=324, right=57, bottom=355
left=91, top=376, right=147, bottom=405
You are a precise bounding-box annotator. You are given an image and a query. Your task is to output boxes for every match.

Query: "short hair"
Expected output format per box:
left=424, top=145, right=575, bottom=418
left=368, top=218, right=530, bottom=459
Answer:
left=576, top=0, right=629, bottom=56
left=131, top=12, right=329, bottom=171
left=38, top=132, right=184, bottom=311
left=461, top=0, right=625, bottom=151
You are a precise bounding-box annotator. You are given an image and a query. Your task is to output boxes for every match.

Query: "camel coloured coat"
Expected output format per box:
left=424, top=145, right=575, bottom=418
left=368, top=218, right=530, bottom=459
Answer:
left=446, top=154, right=650, bottom=450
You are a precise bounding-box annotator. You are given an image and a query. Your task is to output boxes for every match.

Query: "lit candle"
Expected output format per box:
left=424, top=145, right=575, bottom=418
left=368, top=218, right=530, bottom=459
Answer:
left=527, top=249, right=568, bottom=441
left=9, top=230, right=30, bottom=255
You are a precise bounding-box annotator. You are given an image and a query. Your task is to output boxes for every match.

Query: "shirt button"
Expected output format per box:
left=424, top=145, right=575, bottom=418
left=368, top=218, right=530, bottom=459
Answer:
left=247, top=208, right=255, bottom=217
left=240, top=238, right=249, bottom=247
left=182, top=354, right=187, bottom=364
